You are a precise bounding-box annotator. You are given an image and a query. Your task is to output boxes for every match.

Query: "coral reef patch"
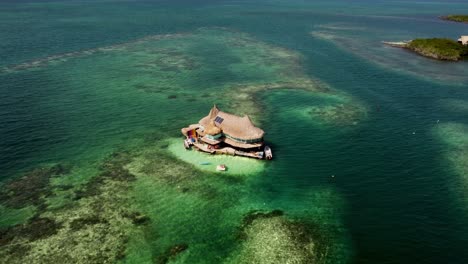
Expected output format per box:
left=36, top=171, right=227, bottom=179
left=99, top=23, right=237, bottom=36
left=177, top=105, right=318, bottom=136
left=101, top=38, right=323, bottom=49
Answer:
left=156, top=243, right=189, bottom=264
left=228, top=210, right=328, bottom=264
left=433, top=122, right=468, bottom=207
left=0, top=27, right=354, bottom=263
left=3, top=27, right=367, bottom=127
left=0, top=164, right=71, bottom=209
left=0, top=150, right=149, bottom=263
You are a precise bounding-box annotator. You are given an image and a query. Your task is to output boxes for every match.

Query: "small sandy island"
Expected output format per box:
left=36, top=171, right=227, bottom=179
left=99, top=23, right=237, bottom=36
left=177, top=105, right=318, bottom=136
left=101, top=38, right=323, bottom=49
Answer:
left=383, top=38, right=468, bottom=61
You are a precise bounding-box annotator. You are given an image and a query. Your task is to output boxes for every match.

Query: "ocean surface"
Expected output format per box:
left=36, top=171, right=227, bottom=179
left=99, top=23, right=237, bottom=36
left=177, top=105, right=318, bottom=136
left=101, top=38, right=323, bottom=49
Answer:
left=1, top=0, right=468, bottom=263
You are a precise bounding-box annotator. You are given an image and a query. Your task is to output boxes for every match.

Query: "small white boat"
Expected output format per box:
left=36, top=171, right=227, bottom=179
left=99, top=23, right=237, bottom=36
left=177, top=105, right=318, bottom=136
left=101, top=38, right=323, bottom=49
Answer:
left=264, top=146, right=273, bottom=160
left=216, top=164, right=226, bottom=171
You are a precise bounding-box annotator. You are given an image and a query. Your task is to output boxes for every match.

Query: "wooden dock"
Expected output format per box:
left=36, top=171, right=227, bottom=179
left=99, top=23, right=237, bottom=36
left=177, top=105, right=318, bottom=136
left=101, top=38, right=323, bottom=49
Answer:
left=190, top=141, right=263, bottom=159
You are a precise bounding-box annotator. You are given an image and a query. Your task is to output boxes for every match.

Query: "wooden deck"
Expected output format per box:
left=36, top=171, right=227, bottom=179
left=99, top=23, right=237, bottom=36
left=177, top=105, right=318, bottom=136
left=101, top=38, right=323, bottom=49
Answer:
left=192, top=142, right=215, bottom=154
left=191, top=141, right=263, bottom=159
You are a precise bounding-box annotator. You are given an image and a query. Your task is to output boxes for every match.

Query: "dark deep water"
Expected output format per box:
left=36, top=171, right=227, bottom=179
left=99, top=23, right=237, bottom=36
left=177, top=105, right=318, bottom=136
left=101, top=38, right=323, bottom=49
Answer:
left=1, top=0, right=468, bottom=263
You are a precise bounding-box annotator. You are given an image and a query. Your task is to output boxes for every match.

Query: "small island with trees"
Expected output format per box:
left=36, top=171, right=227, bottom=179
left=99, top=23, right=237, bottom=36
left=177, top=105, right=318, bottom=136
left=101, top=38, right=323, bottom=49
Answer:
left=406, top=38, right=468, bottom=61
left=382, top=14, right=468, bottom=61
left=441, top=15, right=468, bottom=23
left=384, top=37, right=468, bottom=61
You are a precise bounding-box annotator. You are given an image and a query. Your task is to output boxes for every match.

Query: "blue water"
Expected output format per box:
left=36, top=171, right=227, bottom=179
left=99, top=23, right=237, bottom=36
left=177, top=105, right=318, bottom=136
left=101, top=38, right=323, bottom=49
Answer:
left=1, top=0, right=468, bottom=263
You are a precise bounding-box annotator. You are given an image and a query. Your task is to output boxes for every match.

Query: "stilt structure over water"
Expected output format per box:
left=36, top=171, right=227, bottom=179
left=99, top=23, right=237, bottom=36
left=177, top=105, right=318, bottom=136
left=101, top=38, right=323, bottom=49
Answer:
left=181, top=105, right=272, bottom=160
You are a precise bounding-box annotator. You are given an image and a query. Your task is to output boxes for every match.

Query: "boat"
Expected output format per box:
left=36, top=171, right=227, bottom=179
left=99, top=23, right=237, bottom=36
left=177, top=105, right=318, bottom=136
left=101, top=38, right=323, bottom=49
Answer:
left=264, top=146, right=273, bottom=160
left=199, top=162, right=210, bottom=165
left=216, top=164, right=226, bottom=171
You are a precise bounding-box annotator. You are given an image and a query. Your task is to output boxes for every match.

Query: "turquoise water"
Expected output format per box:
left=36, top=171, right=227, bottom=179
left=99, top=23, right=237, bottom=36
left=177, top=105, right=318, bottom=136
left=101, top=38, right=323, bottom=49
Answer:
left=1, top=0, right=468, bottom=263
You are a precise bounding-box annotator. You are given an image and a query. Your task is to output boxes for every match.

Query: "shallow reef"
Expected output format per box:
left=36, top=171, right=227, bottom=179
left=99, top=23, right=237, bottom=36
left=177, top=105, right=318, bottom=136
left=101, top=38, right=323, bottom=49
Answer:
left=0, top=33, right=189, bottom=74
left=310, top=27, right=468, bottom=84
left=3, top=27, right=366, bottom=128
left=432, top=122, right=468, bottom=219
left=0, top=133, right=350, bottom=263
left=0, top=150, right=150, bottom=263
left=433, top=122, right=468, bottom=178
left=261, top=89, right=366, bottom=128
left=0, top=217, right=61, bottom=246
left=0, top=205, right=36, bottom=228
left=156, top=243, right=189, bottom=264
left=433, top=122, right=468, bottom=192
left=224, top=81, right=366, bottom=127
left=0, top=164, right=71, bottom=209
left=307, top=103, right=364, bottom=126
left=238, top=209, right=285, bottom=233
left=227, top=210, right=326, bottom=264
left=166, top=138, right=265, bottom=175
left=0, top=27, right=354, bottom=263
left=72, top=151, right=135, bottom=199
left=439, top=99, right=468, bottom=113
left=121, top=141, right=250, bottom=262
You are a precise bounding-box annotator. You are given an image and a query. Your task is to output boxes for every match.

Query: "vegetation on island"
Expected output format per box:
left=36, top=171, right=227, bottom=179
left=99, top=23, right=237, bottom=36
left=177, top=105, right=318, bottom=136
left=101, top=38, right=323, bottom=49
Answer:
left=441, top=15, right=468, bottom=23
left=406, top=38, right=468, bottom=61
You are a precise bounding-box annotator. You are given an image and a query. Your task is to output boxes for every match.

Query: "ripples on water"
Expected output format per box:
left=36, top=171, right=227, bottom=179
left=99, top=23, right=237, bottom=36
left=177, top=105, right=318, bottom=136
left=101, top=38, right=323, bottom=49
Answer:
left=1, top=0, right=468, bottom=263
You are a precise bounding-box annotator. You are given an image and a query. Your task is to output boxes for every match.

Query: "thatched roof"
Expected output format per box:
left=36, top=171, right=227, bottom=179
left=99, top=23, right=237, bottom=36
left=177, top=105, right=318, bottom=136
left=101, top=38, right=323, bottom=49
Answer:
left=204, top=120, right=222, bottom=135
left=199, top=105, right=264, bottom=140
left=181, top=124, right=200, bottom=136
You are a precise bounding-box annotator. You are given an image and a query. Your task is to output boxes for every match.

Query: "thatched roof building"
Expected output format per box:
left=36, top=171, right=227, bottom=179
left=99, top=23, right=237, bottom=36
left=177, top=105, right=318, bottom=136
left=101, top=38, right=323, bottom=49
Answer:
left=200, top=105, right=264, bottom=138
left=183, top=105, right=265, bottom=149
